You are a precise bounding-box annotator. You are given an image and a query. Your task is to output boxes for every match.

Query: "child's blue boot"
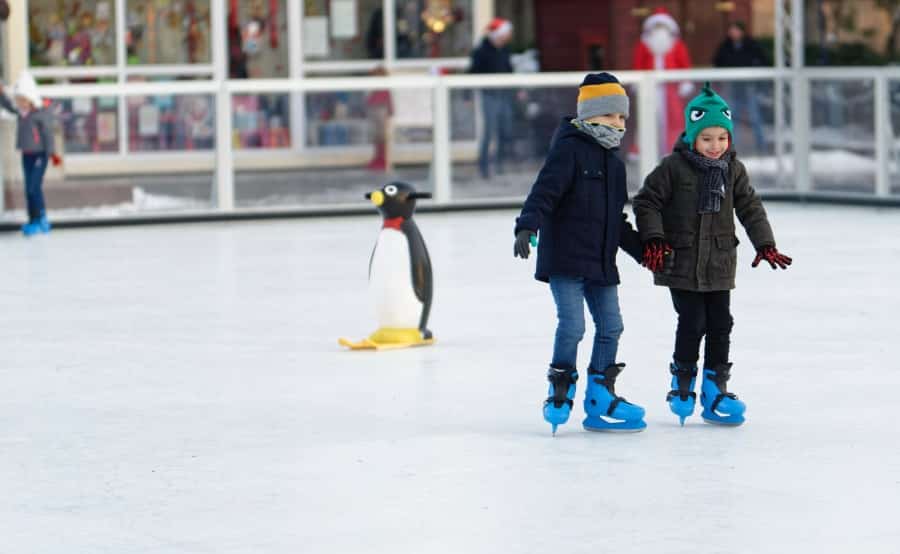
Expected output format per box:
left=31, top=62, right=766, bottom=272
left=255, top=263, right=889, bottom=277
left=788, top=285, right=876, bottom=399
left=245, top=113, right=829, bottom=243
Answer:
left=543, top=365, right=578, bottom=435
left=700, top=363, right=746, bottom=426
left=582, top=363, right=646, bottom=433
left=37, top=215, right=52, bottom=234
left=667, top=360, right=698, bottom=426
left=21, top=221, right=40, bottom=236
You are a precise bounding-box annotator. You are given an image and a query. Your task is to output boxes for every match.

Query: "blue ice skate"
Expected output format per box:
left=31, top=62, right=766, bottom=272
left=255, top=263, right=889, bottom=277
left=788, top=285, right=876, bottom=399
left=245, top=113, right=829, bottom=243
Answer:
left=37, top=215, right=52, bottom=234
left=582, top=363, right=646, bottom=433
left=21, top=221, right=40, bottom=236
left=700, top=363, right=746, bottom=426
left=543, top=366, right=578, bottom=435
left=667, top=361, right=698, bottom=426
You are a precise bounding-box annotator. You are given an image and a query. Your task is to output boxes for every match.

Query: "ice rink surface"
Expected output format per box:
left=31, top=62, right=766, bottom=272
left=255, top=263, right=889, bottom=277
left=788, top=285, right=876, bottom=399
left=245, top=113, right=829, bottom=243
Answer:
left=2, top=204, right=898, bottom=553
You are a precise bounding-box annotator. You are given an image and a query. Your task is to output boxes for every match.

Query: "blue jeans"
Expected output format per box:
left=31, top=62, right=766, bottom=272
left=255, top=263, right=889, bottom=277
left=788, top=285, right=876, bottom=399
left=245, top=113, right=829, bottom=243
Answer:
left=479, top=93, right=512, bottom=177
left=549, top=276, right=624, bottom=371
left=22, top=153, right=49, bottom=222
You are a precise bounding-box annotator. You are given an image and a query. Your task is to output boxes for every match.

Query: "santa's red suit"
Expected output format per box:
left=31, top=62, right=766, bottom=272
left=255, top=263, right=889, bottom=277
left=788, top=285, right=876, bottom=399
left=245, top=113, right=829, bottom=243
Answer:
left=632, top=10, right=693, bottom=153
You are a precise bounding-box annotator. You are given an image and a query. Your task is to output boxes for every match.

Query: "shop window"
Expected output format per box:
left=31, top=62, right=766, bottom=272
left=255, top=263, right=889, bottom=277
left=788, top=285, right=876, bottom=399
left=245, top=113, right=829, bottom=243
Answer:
left=233, top=94, right=291, bottom=149
left=126, top=77, right=215, bottom=152
left=126, top=1, right=211, bottom=65
left=303, top=0, right=382, bottom=61
left=28, top=0, right=117, bottom=67
left=227, top=0, right=288, bottom=78
left=57, top=96, right=120, bottom=153
left=305, top=90, right=369, bottom=146
left=396, top=0, right=472, bottom=59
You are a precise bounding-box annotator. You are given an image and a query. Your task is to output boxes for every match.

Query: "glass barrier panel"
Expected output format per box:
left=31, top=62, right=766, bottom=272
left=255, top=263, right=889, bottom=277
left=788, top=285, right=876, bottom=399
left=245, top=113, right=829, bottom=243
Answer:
left=809, top=79, right=876, bottom=194
left=234, top=87, right=433, bottom=208
left=232, top=94, right=291, bottom=150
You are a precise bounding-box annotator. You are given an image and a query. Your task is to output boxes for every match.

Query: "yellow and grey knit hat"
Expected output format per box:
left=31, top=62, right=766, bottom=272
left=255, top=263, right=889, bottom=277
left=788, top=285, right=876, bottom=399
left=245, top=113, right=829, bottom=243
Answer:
left=577, top=73, right=629, bottom=120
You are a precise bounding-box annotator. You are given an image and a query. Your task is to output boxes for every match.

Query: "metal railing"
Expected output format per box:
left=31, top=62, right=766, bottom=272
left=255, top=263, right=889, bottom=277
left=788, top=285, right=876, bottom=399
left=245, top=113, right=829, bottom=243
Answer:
left=7, top=65, right=900, bottom=222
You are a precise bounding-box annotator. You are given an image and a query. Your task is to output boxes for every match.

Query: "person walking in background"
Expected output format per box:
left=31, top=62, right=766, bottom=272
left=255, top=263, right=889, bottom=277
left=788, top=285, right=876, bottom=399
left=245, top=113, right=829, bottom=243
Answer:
left=366, top=66, right=394, bottom=172
left=0, top=72, right=61, bottom=236
left=470, top=18, right=513, bottom=179
left=713, top=22, right=768, bottom=152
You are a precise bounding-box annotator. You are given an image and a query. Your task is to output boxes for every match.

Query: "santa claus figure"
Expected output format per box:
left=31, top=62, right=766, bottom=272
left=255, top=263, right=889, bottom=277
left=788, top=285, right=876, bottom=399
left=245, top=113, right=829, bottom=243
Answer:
left=633, top=9, right=694, bottom=153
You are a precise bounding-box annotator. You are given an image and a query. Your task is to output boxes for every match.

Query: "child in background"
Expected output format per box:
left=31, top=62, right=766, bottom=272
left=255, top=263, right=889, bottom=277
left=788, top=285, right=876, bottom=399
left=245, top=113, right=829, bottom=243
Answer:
left=632, top=83, right=792, bottom=426
left=514, top=73, right=646, bottom=434
left=0, top=72, right=61, bottom=236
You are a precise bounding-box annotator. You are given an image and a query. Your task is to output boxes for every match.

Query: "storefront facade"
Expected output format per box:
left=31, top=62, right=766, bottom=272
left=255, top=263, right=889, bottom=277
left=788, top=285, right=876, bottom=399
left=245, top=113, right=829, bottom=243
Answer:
left=1, top=0, right=491, bottom=180
left=1, top=0, right=762, bottom=184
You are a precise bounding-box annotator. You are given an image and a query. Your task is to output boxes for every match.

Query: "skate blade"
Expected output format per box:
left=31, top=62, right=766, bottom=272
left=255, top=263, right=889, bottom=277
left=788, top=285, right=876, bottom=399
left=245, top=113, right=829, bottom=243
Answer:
left=582, top=416, right=647, bottom=433
left=701, top=410, right=745, bottom=426
left=701, top=417, right=745, bottom=426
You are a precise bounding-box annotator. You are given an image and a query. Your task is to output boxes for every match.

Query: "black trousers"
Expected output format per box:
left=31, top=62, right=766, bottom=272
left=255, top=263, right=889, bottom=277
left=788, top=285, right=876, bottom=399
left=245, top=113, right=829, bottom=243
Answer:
left=670, top=289, right=733, bottom=368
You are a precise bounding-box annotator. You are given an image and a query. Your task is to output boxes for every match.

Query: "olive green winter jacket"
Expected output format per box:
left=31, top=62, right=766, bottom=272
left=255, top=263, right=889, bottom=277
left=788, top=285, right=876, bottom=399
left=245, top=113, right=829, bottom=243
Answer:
left=632, top=143, right=776, bottom=292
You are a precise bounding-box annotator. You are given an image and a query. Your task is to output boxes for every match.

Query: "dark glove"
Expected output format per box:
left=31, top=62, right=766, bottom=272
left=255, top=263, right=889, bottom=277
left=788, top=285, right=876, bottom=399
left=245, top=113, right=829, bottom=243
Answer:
left=752, top=246, right=792, bottom=270
left=642, top=239, right=673, bottom=273
left=514, top=229, right=536, bottom=259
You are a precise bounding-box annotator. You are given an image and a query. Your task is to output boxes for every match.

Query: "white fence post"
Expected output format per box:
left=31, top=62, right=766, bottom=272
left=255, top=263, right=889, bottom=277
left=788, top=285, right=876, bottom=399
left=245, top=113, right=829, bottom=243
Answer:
left=432, top=79, right=452, bottom=204
left=874, top=74, right=891, bottom=198
left=215, top=88, right=235, bottom=211
left=211, top=0, right=234, bottom=210
left=793, top=74, right=811, bottom=194
left=637, top=72, right=659, bottom=185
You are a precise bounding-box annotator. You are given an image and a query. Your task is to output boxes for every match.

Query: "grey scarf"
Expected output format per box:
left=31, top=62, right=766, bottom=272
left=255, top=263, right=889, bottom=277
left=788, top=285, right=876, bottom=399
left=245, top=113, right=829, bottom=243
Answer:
left=572, top=119, right=626, bottom=149
left=681, top=149, right=733, bottom=214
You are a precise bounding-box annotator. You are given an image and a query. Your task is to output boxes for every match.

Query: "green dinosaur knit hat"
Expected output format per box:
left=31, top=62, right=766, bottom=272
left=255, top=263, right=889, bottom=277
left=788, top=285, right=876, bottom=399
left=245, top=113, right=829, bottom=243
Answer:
left=682, top=82, right=733, bottom=148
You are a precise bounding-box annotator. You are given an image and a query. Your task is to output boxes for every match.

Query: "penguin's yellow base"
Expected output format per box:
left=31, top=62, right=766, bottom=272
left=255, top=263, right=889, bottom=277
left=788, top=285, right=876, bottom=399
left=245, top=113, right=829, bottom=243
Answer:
left=338, top=328, right=435, bottom=351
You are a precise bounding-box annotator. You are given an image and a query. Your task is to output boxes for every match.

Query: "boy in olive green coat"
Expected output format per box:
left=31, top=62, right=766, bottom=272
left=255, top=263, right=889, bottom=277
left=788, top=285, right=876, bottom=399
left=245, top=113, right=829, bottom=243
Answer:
left=632, top=83, right=792, bottom=427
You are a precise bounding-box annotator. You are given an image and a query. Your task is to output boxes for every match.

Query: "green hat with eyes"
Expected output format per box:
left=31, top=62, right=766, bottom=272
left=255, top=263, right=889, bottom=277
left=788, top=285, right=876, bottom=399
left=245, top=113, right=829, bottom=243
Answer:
left=683, top=82, right=733, bottom=149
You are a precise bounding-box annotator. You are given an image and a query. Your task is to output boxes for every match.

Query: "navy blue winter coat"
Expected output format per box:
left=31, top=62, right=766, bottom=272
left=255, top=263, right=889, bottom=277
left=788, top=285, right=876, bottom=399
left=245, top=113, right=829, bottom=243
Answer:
left=515, top=118, right=642, bottom=284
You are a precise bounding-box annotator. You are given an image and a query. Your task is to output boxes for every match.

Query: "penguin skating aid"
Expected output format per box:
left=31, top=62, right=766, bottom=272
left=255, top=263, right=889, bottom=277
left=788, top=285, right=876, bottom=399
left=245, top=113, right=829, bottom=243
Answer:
left=338, top=183, right=435, bottom=351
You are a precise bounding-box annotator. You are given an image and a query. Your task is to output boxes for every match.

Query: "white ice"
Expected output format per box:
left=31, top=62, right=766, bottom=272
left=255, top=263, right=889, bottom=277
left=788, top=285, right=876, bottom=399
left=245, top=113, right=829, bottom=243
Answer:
left=1, top=204, right=898, bottom=553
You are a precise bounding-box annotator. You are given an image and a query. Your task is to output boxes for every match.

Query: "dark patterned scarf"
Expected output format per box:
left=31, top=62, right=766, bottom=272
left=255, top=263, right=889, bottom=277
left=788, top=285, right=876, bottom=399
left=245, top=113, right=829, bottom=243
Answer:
left=681, top=150, right=733, bottom=214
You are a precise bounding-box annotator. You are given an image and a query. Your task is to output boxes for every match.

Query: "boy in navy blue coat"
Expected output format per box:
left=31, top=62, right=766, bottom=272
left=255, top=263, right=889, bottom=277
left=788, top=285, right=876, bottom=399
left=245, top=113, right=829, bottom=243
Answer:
left=514, top=73, right=646, bottom=434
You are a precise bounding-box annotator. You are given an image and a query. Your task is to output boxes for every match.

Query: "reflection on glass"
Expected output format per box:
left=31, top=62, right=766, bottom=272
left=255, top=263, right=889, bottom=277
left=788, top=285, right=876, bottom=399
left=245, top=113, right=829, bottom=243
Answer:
left=29, top=0, right=117, bottom=66
left=396, top=0, right=472, bottom=59
left=810, top=79, right=875, bottom=194
left=306, top=91, right=370, bottom=146
left=233, top=94, right=290, bottom=149
left=125, top=0, right=211, bottom=65
left=304, top=0, right=381, bottom=61
left=126, top=79, right=215, bottom=152
left=451, top=86, right=576, bottom=200
left=57, top=96, right=120, bottom=153
left=227, top=0, right=288, bottom=78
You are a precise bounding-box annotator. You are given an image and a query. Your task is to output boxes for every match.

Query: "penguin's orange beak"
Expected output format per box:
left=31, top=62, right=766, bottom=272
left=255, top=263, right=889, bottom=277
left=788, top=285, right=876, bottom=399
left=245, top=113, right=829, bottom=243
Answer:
left=368, top=190, right=384, bottom=206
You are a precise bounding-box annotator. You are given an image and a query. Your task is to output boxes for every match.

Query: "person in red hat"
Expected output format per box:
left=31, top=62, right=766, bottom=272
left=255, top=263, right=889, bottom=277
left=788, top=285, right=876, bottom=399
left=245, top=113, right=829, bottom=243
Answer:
left=632, top=8, right=694, bottom=154
left=470, top=17, right=514, bottom=179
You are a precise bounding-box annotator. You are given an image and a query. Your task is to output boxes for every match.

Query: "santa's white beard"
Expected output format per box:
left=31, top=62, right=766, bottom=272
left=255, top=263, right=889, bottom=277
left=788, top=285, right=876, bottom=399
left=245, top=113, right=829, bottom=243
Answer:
left=643, top=27, right=676, bottom=56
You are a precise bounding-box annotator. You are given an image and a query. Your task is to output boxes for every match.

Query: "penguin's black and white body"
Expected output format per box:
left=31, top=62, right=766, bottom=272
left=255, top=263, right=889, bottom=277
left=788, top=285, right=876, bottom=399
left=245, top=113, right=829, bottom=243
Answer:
left=363, top=182, right=433, bottom=344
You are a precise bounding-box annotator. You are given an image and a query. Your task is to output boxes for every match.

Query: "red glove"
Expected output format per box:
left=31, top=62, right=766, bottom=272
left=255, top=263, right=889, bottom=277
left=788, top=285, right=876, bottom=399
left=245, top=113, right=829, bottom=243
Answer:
left=752, top=246, right=792, bottom=270
left=50, top=153, right=62, bottom=167
left=642, top=239, right=672, bottom=273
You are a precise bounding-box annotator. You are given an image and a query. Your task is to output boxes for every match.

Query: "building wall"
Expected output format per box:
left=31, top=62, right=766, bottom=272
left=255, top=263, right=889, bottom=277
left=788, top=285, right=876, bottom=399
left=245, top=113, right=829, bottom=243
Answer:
left=533, top=0, right=755, bottom=72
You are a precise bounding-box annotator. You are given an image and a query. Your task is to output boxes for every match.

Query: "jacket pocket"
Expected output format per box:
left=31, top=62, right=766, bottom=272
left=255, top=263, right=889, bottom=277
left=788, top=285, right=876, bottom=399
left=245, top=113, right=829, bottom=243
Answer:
left=664, top=232, right=695, bottom=277
left=710, top=234, right=739, bottom=278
